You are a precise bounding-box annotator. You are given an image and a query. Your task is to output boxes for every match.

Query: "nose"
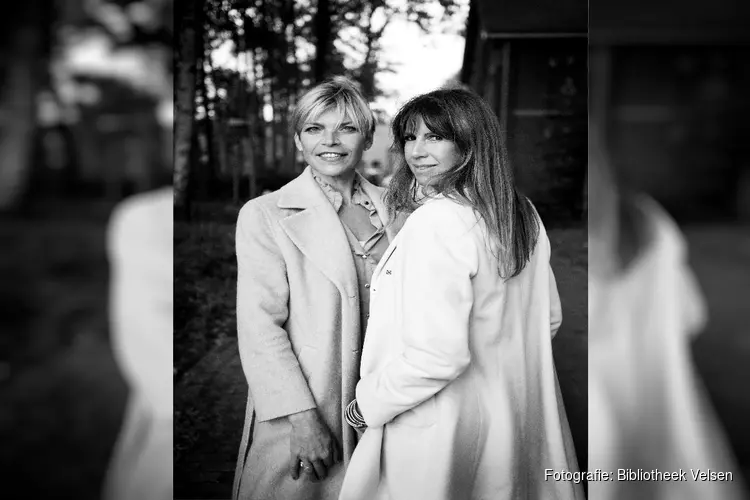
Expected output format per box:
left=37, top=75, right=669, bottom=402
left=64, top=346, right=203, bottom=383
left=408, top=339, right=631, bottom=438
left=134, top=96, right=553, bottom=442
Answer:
left=322, top=129, right=339, bottom=146
left=409, top=138, right=427, bottom=159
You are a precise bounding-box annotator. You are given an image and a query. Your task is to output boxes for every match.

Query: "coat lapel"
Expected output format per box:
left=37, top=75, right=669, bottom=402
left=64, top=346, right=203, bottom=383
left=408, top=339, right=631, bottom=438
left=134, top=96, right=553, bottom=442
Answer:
left=277, top=167, right=358, bottom=299
left=372, top=236, right=399, bottom=284
left=359, top=175, right=406, bottom=242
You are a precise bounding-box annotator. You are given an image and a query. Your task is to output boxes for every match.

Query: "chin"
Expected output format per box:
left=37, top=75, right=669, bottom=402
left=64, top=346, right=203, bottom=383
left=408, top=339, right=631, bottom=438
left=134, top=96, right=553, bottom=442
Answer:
left=311, top=162, right=357, bottom=178
left=414, top=176, right=433, bottom=188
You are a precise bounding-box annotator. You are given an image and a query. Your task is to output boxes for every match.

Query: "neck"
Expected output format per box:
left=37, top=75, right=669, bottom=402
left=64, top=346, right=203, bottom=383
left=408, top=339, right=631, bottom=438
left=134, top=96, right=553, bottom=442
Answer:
left=315, top=169, right=357, bottom=203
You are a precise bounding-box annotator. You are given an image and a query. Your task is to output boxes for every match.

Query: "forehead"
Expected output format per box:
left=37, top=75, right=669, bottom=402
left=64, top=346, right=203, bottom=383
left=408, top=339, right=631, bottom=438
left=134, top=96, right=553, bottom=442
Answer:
left=402, top=114, right=431, bottom=133
left=305, top=105, right=354, bottom=124
left=407, top=117, right=430, bottom=130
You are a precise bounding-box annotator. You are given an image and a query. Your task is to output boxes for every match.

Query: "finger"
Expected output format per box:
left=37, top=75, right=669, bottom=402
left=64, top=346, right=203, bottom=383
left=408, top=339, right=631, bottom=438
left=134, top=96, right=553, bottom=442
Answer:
left=301, top=460, right=318, bottom=482
left=290, top=454, right=301, bottom=480
left=311, top=459, right=327, bottom=481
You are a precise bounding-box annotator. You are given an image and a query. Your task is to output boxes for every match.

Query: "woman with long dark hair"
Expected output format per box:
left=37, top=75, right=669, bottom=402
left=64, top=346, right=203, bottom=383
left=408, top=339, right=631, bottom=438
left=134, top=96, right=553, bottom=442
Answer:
left=339, top=88, right=583, bottom=499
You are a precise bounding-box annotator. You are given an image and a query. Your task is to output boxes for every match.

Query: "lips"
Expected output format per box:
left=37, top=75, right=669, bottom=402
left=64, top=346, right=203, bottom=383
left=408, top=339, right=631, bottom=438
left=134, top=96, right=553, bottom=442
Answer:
left=318, top=152, right=347, bottom=159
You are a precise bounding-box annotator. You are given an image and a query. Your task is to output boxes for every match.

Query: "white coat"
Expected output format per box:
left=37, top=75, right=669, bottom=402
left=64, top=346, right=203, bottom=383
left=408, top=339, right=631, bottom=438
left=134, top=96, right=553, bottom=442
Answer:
left=340, top=196, right=584, bottom=500
left=103, top=188, right=173, bottom=500
left=588, top=197, right=747, bottom=500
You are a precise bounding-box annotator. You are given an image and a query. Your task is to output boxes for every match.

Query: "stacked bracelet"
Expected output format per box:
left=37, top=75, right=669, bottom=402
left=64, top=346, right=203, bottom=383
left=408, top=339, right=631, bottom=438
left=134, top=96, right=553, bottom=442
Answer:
left=345, top=399, right=367, bottom=429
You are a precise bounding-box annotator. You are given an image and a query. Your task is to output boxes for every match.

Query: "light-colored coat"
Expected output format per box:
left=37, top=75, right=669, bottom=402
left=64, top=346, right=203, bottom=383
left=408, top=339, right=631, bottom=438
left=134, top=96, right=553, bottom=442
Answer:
left=104, top=188, right=173, bottom=500
left=340, top=196, right=584, bottom=500
left=233, top=167, right=402, bottom=500
left=589, top=197, right=747, bottom=500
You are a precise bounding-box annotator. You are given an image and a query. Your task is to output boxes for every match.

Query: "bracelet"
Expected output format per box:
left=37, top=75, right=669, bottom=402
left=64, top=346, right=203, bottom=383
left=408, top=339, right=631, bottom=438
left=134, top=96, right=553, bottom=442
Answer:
left=345, top=399, right=367, bottom=429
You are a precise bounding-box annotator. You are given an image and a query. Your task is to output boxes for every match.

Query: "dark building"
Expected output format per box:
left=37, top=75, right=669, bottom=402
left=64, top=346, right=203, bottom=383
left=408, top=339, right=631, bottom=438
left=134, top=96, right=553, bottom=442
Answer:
left=461, top=0, right=587, bottom=225
left=591, top=0, right=750, bottom=222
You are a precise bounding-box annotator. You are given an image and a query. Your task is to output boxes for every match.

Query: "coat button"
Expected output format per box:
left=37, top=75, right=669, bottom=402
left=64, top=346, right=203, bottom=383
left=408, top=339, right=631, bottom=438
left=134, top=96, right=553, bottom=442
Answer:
left=365, top=284, right=370, bottom=288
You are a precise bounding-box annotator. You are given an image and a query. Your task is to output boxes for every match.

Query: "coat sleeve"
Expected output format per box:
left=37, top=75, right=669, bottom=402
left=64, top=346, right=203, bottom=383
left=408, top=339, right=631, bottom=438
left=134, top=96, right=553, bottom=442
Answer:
left=550, top=269, right=563, bottom=338
left=356, top=205, right=478, bottom=428
left=107, top=191, right=173, bottom=419
left=235, top=202, right=317, bottom=422
left=549, top=234, right=563, bottom=338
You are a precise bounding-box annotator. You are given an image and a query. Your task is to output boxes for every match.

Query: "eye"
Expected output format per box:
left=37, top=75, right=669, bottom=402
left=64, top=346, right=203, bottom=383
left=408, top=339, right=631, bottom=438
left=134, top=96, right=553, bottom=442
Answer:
left=303, top=125, right=321, bottom=133
left=403, top=134, right=416, bottom=142
left=426, top=133, right=443, bottom=141
left=340, top=125, right=358, bottom=133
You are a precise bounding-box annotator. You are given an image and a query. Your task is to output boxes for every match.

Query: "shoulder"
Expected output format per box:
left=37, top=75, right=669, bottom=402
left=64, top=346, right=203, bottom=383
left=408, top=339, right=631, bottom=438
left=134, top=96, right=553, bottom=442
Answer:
left=237, top=190, right=282, bottom=226
left=626, top=194, right=687, bottom=265
left=108, top=188, right=172, bottom=254
left=408, top=196, right=477, bottom=233
left=401, top=196, right=479, bottom=247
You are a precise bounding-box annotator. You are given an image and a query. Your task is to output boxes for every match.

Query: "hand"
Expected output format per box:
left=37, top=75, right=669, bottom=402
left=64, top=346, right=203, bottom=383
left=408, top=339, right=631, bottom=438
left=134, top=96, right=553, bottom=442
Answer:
left=355, top=426, right=366, bottom=440
left=288, top=408, right=341, bottom=482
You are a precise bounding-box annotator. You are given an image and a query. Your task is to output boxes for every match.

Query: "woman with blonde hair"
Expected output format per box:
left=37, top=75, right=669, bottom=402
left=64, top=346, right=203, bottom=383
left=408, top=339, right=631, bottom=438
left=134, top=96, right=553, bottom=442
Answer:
left=232, top=76, right=404, bottom=500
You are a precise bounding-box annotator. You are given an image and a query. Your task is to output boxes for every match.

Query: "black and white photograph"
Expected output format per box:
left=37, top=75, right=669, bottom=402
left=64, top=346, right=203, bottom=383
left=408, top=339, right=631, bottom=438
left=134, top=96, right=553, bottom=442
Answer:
left=173, top=0, right=587, bottom=498
left=7, top=0, right=750, bottom=499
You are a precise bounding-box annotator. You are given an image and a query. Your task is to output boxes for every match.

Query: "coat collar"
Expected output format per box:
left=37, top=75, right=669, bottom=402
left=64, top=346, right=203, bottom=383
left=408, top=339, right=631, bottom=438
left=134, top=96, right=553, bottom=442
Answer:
left=275, top=166, right=406, bottom=296
left=275, top=166, right=356, bottom=298
left=277, top=166, right=331, bottom=210
left=276, top=165, right=405, bottom=237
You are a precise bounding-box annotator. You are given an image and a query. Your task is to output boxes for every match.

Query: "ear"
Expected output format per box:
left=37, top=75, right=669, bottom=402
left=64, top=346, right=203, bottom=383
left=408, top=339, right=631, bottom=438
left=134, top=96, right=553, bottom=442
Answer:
left=294, top=134, right=303, bottom=152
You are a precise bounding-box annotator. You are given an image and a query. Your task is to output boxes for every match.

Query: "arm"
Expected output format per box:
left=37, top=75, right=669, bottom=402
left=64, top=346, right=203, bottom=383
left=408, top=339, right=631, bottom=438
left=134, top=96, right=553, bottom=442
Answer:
left=678, top=256, right=707, bottom=339
left=545, top=232, right=563, bottom=338
left=107, top=191, right=173, bottom=419
left=235, top=202, right=316, bottom=422
left=356, top=207, right=478, bottom=428
left=550, top=267, right=563, bottom=338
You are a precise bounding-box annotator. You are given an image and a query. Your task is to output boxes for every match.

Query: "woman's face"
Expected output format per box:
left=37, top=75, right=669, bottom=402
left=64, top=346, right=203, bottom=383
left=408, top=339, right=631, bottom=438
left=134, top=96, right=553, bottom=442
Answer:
left=294, top=108, right=371, bottom=179
left=404, top=118, right=461, bottom=188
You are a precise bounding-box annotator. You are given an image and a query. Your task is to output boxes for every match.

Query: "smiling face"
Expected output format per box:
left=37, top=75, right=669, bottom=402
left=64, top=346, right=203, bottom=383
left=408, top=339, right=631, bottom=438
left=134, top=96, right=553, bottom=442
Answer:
left=404, top=118, right=462, bottom=188
left=294, top=108, right=372, bottom=179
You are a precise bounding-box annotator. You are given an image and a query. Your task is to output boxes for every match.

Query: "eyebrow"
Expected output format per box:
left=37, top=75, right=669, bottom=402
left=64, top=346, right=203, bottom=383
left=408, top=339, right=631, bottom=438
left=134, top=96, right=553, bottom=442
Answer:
left=305, top=120, right=355, bottom=126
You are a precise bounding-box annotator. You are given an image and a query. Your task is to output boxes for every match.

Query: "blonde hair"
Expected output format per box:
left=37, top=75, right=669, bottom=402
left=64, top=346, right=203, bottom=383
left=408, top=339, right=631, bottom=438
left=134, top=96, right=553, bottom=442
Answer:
left=291, top=76, right=375, bottom=143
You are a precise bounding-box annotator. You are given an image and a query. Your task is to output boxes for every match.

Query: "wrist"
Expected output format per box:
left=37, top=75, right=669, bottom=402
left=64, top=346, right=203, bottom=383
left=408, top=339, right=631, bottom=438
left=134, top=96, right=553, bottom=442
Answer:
left=288, top=408, right=317, bottom=426
left=345, top=399, right=367, bottom=429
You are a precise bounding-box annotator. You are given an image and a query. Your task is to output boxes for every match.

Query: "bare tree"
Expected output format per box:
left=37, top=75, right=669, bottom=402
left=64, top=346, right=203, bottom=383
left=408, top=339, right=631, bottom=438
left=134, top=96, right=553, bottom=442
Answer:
left=174, top=0, right=204, bottom=218
left=0, top=3, right=46, bottom=211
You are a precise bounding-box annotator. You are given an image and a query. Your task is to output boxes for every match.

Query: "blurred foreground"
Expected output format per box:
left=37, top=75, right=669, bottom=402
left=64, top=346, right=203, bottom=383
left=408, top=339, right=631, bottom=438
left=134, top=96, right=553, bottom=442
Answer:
left=588, top=1, right=750, bottom=497
left=1, top=0, right=171, bottom=497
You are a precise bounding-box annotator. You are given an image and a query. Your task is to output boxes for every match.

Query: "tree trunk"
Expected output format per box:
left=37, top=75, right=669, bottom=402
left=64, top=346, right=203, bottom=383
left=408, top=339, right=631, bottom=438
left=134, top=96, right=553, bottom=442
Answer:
left=0, top=26, right=40, bottom=210
left=313, top=0, right=331, bottom=83
left=239, top=11, right=256, bottom=201
left=214, top=114, right=229, bottom=187
left=252, top=48, right=268, bottom=175
left=286, top=5, right=300, bottom=173
left=232, top=140, right=241, bottom=204
left=173, top=0, right=203, bottom=219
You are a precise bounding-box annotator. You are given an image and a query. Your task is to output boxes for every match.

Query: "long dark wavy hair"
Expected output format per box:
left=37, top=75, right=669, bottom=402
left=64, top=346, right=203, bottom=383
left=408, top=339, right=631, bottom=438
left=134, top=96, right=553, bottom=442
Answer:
left=384, top=88, right=540, bottom=279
